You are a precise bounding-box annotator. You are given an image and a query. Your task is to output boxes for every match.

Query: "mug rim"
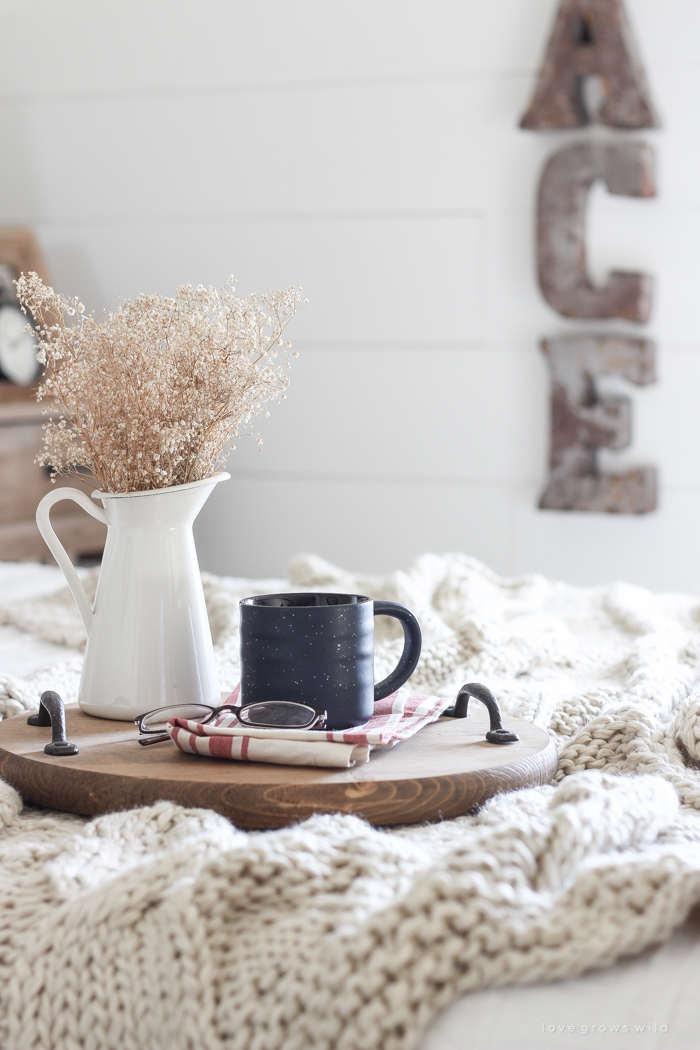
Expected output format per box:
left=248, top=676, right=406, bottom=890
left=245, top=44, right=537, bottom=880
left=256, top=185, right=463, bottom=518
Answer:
left=241, top=591, right=372, bottom=608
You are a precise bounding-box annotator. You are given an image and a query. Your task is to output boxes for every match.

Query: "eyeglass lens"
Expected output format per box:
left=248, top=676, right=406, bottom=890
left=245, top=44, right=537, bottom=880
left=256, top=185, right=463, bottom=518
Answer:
left=139, top=704, right=214, bottom=732
left=238, top=701, right=317, bottom=728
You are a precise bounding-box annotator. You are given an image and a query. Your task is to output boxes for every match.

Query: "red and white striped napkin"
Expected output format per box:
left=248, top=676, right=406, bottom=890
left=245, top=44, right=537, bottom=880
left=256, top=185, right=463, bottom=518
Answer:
left=166, top=684, right=452, bottom=768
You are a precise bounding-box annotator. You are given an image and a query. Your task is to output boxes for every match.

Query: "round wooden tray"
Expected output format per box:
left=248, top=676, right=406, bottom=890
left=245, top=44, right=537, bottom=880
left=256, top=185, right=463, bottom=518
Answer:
left=0, top=705, right=557, bottom=828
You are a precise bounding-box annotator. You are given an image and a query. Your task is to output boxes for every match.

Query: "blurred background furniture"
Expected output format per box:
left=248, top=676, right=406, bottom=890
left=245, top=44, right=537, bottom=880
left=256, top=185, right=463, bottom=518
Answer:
left=0, top=228, right=106, bottom=564
left=0, top=394, right=106, bottom=563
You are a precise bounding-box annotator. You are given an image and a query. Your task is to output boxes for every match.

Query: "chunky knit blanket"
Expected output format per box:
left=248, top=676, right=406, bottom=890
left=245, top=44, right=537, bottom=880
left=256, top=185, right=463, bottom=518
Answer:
left=2, top=552, right=700, bottom=1050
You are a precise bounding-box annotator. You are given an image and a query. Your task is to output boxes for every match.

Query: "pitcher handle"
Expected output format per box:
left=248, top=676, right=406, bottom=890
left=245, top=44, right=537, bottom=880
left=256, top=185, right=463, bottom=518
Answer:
left=373, top=600, right=422, bottom=702
left=36, top=488, right=108, bottom=636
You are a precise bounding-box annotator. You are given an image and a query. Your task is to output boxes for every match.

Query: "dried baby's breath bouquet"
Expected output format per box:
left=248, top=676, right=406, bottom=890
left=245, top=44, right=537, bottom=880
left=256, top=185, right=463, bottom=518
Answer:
left=16, top=273, right=305, bottom=493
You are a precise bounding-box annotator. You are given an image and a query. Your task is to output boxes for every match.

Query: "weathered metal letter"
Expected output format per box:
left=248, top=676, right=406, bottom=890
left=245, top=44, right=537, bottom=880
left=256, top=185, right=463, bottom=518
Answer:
left=521, top=0, right=658, bottom=129
left=540, top=335, right=656, bottom=513
left=538, top=141, right=655, bottom=322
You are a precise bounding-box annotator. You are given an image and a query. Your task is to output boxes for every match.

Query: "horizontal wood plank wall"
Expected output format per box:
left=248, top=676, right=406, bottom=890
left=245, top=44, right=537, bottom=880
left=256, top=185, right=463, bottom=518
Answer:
left=0, top=0, right=698, bottom=589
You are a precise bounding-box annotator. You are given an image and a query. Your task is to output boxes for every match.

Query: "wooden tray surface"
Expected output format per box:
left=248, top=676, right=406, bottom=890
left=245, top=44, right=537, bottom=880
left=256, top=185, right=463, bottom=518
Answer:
left=0, top=705, right=558, bottom=828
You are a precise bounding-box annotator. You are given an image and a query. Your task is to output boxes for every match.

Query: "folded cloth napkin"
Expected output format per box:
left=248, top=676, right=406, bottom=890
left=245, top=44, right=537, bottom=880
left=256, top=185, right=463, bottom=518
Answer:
left=166, top=684, right=453, bottom=768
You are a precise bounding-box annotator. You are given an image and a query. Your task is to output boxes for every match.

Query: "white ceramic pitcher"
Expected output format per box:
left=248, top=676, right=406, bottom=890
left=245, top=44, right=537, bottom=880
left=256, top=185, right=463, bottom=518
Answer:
left=36, top=472, right=230, bottom=720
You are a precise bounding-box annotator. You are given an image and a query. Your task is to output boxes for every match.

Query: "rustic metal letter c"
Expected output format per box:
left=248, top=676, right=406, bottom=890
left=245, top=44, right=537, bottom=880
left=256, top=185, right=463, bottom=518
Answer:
left=537, top=141, right=656, bottom=322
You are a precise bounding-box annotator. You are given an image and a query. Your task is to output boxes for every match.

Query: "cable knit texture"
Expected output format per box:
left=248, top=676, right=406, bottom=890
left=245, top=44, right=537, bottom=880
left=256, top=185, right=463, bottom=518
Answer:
left=2, top=553, right=700, bottom=1050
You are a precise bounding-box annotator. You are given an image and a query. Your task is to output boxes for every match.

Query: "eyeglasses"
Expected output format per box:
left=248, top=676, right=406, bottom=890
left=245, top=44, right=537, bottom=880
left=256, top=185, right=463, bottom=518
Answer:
left=135, top=700, right=327, bottom=745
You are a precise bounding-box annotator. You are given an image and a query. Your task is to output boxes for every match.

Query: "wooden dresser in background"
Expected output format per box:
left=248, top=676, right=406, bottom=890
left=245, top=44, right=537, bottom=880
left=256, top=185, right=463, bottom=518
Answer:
left=0, top=228, right=106, bottom=564
left=0, top=383, right=106, bottom=563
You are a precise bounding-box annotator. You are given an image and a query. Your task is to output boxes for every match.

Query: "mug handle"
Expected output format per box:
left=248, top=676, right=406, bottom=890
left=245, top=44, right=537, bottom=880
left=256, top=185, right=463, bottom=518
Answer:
left=36, top=488, right=108, bottom=636
left=373, top=601, right=422, bottom=701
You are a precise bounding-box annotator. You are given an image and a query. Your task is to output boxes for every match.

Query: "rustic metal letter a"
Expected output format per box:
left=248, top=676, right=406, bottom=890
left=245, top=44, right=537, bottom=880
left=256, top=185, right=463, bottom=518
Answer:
left=520, top=0, right=658, bottom=129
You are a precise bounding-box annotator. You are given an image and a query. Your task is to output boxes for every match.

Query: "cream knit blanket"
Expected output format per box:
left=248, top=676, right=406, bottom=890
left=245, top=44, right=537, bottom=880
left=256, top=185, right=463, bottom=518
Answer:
left=2, top=552, right=700, bottom=1050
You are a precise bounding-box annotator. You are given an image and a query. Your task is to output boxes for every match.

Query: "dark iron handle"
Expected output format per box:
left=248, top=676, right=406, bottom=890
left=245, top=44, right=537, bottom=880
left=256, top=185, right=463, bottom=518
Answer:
left=443, top=682, right=519, bottom=744
left=373, top=601, right=422, bottom=702
left=27, top=690, right=79, bottom=755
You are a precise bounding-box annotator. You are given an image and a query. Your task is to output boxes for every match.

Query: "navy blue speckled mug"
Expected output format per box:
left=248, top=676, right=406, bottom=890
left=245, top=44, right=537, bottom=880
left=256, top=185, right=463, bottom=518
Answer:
left=239, top=593, right=422, bottom=731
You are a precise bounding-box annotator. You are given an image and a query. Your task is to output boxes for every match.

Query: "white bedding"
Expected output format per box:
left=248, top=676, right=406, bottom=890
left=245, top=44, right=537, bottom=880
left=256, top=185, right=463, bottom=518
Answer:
left=0, top=561, right=698, bottom=1050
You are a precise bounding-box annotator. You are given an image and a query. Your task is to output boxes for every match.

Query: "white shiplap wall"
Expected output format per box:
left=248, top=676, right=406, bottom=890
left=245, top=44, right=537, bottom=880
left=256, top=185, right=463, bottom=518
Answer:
left=1, top=0, right=699, bottom=590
